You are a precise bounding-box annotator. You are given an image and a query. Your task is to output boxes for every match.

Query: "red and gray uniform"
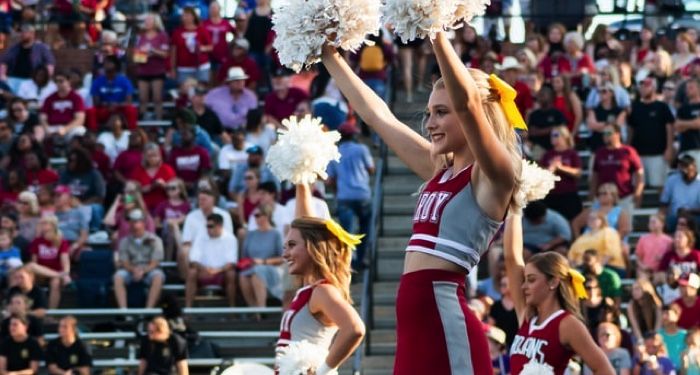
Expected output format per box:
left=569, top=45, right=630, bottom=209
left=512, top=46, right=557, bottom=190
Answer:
left=277, top=283, right=337, bottom=350
left=395, top=166, right=503, bottom=375
left=510, top=310, right=574, bottom=375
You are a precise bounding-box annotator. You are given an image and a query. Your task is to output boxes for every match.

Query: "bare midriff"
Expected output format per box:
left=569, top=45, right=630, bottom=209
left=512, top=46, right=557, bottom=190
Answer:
left=403, top=251, right=468, bottom=275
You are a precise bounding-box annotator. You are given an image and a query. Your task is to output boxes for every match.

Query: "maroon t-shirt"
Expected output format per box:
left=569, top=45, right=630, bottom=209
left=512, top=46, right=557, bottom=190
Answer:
left=201, top=19, right=236, bottom=63
left=659, top=249, right=700, bottom=275
left=113, top=149, right=143, bottom=180
left=540, top=149, right=582, bottom=194
left=264, top=88, right=309, bottom=122
left=41, top=91, right=85, bottom=126
left=172, top=26, right=212, bottom=68
left=167, top=146, right=211, bottom=184
left=154, top=200, right=191, bottom=223
left=134, top=32, right=170, bottom=77
left=673, top=296, right=700, bottom=329
left=29, top=237, right=69, bottom=272
left=593, top=145, right=642, bottom=198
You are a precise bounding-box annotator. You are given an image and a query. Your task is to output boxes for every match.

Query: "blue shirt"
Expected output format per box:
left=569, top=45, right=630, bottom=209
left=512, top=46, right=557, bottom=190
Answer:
left=660, top=172, right=700, bottom=215
left=327, top=141, right=374, bottom=201
left=522, top=209, right=572, bottom=247
left=0, top=246, right=20, bottom=273
left=228, top=164, right=280, bottom=195
left=90, top=74, right=134, bottom=104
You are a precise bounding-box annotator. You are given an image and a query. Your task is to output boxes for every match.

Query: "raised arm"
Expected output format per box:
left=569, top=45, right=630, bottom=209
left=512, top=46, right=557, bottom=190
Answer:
left=294, top=183, right=315, bottom=218
left=321, top=46, right=434, bottom=180
left=504, top=213, right=527, bottom=325
left=432, top=32, right=516, bottom=190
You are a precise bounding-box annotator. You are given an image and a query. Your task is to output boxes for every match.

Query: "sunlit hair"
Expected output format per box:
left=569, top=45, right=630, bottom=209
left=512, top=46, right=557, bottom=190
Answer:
left=18, top=191, right=39, bottom=217
left=39, top=214, right=63, bottom=248
left=527, top=252, right=583, bottom=320
left=142, top=142, right=162, bottom=168
left=150, top=316, right=171, bottom=340
left=677, top=32, right=697, bottom=54
left=143, top=12, right=165, bottom=32
left=597, top=182, right=619, bottom=205
left=551, top=125, right=574, bottom=149
left=256, top=203, right=276, bottom=227
left=601, top=65, right=621, bottom=87
left=631, top=277, right=662, bottom=336
left=563, top=31, right=584, bottom=51
left=167, top=178, right=188, bottom=201
left=654, top=50, right=673, bottom=77
left=432, top=71, right=523, bottom=211
left=597, top=322, right=621, bottom=347
left=290, top=217, right=353, bottom=302
left=589, top=209, right=609, bottom=229
left=676, top=227, right=696, bottom=249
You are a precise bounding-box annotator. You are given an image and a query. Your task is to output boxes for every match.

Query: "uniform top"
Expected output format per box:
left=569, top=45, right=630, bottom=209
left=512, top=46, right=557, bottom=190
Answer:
left=406, top=165, right=503, bottom=272
left=277, top=282, right=338, bottom=350
left=510, top=309, right=574, bottom=375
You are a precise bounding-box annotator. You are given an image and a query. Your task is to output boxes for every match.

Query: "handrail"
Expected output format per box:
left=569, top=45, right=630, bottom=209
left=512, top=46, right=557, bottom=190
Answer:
left=45, top=306, right=282, bottom=316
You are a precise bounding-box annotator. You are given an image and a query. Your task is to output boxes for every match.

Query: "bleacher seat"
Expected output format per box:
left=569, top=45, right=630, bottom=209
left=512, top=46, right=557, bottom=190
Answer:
left=76, top=251, right=115, bottom=308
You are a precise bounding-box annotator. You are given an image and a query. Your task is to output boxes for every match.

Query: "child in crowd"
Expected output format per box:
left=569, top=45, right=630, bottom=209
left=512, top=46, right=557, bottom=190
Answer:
left=0, top=229, right=22, bottom=288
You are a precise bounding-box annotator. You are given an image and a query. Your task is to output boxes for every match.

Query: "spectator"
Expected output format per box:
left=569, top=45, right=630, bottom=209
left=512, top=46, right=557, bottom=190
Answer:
left=663, top=153, right=700, bottom=230
left=27, top=215, right=70, bottom=309
left=680, top=328, right=700, bottom=375
left=113, top=130, right=147, bottom=188
left=590, top=123, right=644, bottom=215
left=527, top=86, right=567, bottom=154
left=68, top=68, right=91, bottom=109
left=87, top=56, right=138, bottom=131
left=573, top=183, right=631, bottom=239
left=217, top=38, right=261, bottom=89
left=581, top=249, right=622, bottom=302
left=636, top=214, right=674, bottom=276
left=0, top=24, right=55, bottom=93
left=671, top=272, right=700, bottom=330
left=635, top=333, right=677, bottom=375
left=154, top=178, right=190, bottom=262
left=586, top=322, right=632, bottom=375
left=310, top=66, right=349, bottom=131
left=1, top=214, right=29, bottom=262
left=676, top=78, right=700, bottom=161
left=189, top=86, right=222, bottom=140
left=521, top=200, right=572, bottom=255
left=205, top=67, right=257, bottom=130
left=660, top=304, right=687, bottom=371
left=23, top=151, right=59, bottom=192
left=103, top=181, right=157, bottom=246
left=186, top=213, right=238, bottom=308
left=354, top=30, right=393, bottom=100
left=6, top=266, right=47, bottom=318
left=569, top=210, right=626, bottom=275
left=0, top=294, right=43, bottom=341
left=170, top=6, right=213, bottom=83
left=246, top=182, right=290, bottom=239
left=168, top=108, right=214, bottom=155
left=202, top=2, right=236, bottom=76
left=16, top=191, right=39, bottom=243
left=264, top=68, right=309, bottom=127
left=8, top=98, right=40, bottom=138
left=585, top=66, right=631, bottom=112
left=487, top=276, right=518, bottom=349
left=97, top=112, right=130, bottom=163
left=236, top=168, right=261, bottom=226
left=0, top=227, right=20, bottom=284
left=244, top=108, right=277, bottom=154
left=239, top=204, right=283, bottom=313
left=586, top=82, right=626, bottom=152
left=675, top=59, right=700, bottom=108
left=17, top=65, right=57, bottom=106
left=131, top=143, right=176, bottom=213
left=486, top=326, right=509, bottom=375
left=0, top=118, right=13, bottom=160
left=551, top=74, right=583, bottom=133
left=40, top=70, right=86, bottom=143
left=498, top=56, right=533, bottom=116
left=540, top=125, right=582, bottom=220
left=139, top=316, right=188, bottom=375
left=113, top=208, right=165, bottom=309
left=60, top=147, right=105, bottom=226
left=580, top=277, right=613, bottom=338
left=563, top=31, right=596, bottom=91
left=227, top=145, right=278, bottom=201
left=628, top=76, right=675, bottom=189
left=658, top=228, right=700, bottom=276
left=53, top=185, right=88, bottom=257
left=135, top=13, right=170, bottom=121
left=672, top=32, right=697, bottom=73
left=243, top=0, right=273, bottom=79
left=46, top=316, right=92, bottom=375
left=0, top=169, right=25, bottom=205
left=0, top=315, right=41, bottom=374
left=217, top=129, right=250, bottom=180
left=167, top=124, right=211, bottom=192
left=627, top=278, right=662, bottom=340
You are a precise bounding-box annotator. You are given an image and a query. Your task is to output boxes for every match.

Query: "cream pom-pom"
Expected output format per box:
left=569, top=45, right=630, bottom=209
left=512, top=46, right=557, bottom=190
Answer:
left=520, top=360, right=555, bottom=375
left=275, top=340, right=330, bottom=375
left=384, top=0, right=490, bottom=42
left=272, top=0, right=381, bottom=72
left=514, top=159, right=560, bottom=211
left=266, top=115, right=341, bottom=185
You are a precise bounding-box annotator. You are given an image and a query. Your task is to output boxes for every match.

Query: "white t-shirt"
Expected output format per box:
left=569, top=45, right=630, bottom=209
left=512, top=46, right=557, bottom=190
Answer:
left=182, top=207, right=234, bottom=245
left=189, top=231, right=239, bottom=268
left=284, top=197, right=331, bottom=220
left=245, top=125, right=277, bottom=154
left=217, top=142, right=251, bottom=171
left=97, top=130, right=131, bottom=163
left=17, top=80, right=57, bottom=106
left=247, top=203, right=291, bottom=239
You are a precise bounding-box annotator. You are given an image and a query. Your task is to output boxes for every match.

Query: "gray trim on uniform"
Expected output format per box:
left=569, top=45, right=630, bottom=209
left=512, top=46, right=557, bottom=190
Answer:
left=433, top=281, right=473, bottom=375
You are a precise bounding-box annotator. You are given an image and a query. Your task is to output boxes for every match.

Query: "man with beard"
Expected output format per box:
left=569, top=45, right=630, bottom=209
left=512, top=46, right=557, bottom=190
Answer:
left=660, top=153, right=700, bottom=229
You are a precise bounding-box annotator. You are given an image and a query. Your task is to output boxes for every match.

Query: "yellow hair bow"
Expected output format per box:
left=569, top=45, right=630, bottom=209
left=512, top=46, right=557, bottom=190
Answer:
left=568, top=268, right=588, bottom=300
left=487, top=74, right=528, bottom=130
left=324, top=219, right=364, bottom=250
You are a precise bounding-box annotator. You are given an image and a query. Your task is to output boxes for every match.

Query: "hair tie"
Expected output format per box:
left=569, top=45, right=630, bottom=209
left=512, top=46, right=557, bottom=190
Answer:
left=324, top=219, right=364, bottom=250
left=487, top=74, right=527, bottom=130
left=568, top=268, right=588, bottom=300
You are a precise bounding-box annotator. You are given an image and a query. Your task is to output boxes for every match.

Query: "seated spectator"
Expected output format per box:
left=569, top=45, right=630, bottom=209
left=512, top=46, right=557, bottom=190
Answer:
left=236, top=168, right=261, bottom=226
left=17, top=65, right=57, bottom=107
left=264, top=68, right=310, bottom=127
left=6, top=267, right=46, bottom=319
left=23, top=151, right=59, bottom=192
left=586, top=82, right=626, bottom=152
left=487, top=275, right=518, bottom=349
left=205, top=67, right=257, bottom=130
left=310, top=68, right=349, bottom=132
left=587, top=322, right=632, bottom=375
left=103, top=181, right=156, bottom=245
left=228, top=145, right=278, bottom=202
left=680, top=329, right=700, bottom=375
left=636, top=214, right=674, bottom=276
left=0, top=214, right=29, bottom=262
left=0, top=169, right=25, bottom=205
left=627, top=278, right=662, bottom=340
left=0, top=229, right=21, bottom=285
left=154, top=179, right=190, bottom=261
left=68, top=69, right=91, bottom=109
left=573, top=183, right=631, bottom=239
left=660, top=304, right=688, bottom=371
left=217, top=38, right=261, bottom=89
left=7, top=98, right=40, bottom=139
left=16, top=191, right=39, bottom=243
left=634, top=333, right=677, bottom=375
left=672, top=32, right=697, bottom=73
left=580, top=277, right=616, bottom=338
left=658, top=228, right=700, bottom=276
left=189, top=86, right=222, bottom=140
left=672, top=272, right=700, bottom=330
left=167, top=108, right=214, bottom=155
left=39, top=70, right=86, bottom=142
left=581, top=249, right=622, bottom=302
left=135, top=13, right=170, bottom=121
left=540, top=126, right=582, bottom=221
left=131, top=143, right=176, bottom=213
left=97, top=112, right=130, bottom=164
left=239, top=205, right=283, bottom=312
left=675, top=78, right=700, bottom=163
left=53, top=185, right=88, bottom=256
left=486, top=326, right=509, bottom=375
left=521, top=200, right=572, bottom=255
left=186, top=213, right=238, bottom=308
left=660, top=153, right=700, bottom=230
left=527, top=86, right=567, bottom=155
left=217, top=129, right=250, bottom=182
left=0, top=118, right=13, bottom=161
left=0, top=24, right=55, bottom=93
left=87, top=56, right=138, bottom=131
left=569, top=211, right=626, bottom=275
left=246, top=182, right=291, bottom=239
left=0, top=294, right=43, bottom=341
left=139, top=316, right=188, bottom=375
left=113, top=209, right=165, bottom=309
left=585, top=66, right=631, bottom=113
left=0, top=315, right=41, bottom=374
left=167, top=124, right=211, bottom=193
left=46, top=316, right=92, bottom=375
left=245, top=108, right=277, bottom=154
left=27, top=215, right=70, bottom=309
left=2, top=135, right=43, bottom=173
left=113, top=129, right=147, bottom=189
left=60, top=147, right=105, bottom=231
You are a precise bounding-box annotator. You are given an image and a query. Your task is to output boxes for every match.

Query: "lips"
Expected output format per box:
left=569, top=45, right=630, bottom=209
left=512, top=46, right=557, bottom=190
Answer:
left=431, top=133, right=445, bottom=142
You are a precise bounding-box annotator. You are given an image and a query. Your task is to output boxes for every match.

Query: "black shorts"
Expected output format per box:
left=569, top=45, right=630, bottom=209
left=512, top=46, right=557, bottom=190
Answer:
left=137, top=74, right=166, bottom=82
left=395, top=36, right=424, bottom=49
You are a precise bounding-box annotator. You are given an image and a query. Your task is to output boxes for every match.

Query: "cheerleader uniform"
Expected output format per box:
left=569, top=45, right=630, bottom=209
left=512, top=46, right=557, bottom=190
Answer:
left=510, top=310, right=574, bottom=375
left=394, top=165, right=503, bottom=375
left=277, top=282, right=338, bottom=350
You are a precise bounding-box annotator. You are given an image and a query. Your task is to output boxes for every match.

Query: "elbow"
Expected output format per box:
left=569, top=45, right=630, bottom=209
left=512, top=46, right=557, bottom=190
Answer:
left=349, top=322, right=366, bottom=342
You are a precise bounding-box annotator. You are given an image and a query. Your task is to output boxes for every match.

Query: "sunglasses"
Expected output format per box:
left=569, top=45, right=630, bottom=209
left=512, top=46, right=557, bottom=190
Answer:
left=550, top=132, right=561, bottom=138
left=206, top=224, right=216, bottom=229
left=254, top=213, right=263, bottom=218
left=603, top=130, right=615, bottom=136
left=244, top=175, right=256, bottom=180
left=166, top=186, right=178, bottom=191
left=664, top=86, right=676, bottom=91
left=18, top=200, right=29, bottom=205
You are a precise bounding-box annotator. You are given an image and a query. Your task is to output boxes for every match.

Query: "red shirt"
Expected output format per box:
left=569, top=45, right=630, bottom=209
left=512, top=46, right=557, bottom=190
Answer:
left=553, top=95, right=576, bottom=131
left=540, top=149, right=581, bottom=194
left=172, top=26, right=212, bottom=68
left=673, top=296, right=700, bottom=329
left=217, top=56, right=262, bottom=86
left=134, top=32, right=170, bottom=77
left=113, top=149, right=143, bottom=180
left=201, top=19, right=236, bottom=63
left=30, top=237, right=69, bottom=272
left=538, top=55, right=572, bottom=80
left=41, top=91, right=85, bottom=126
left=167, top=146, right=211, bottom=184
left=264, top=88, right=309, bottom=122
left=510, top=310, right=574, bottom=375
left=130, top=163, right=177, bottom=212
left=659, top=249, right=700, bottom=275
left=514, top=80, right=534, bottom=116
left=91, top=149, right=112, bottom=181
left=25, top=169, right=59, bottom=189
left=593, top=145, right=642, bottom=198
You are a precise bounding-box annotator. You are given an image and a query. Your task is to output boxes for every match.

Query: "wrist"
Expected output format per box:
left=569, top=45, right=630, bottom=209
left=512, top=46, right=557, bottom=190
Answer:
left=316, top=363, right=338, bottom=375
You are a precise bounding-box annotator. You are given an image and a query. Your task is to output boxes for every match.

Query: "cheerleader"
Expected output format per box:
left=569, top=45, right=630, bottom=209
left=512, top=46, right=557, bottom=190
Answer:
left=322, top=31, right=523, bottom=374
left=276, top=184, right=365, bottom=374
left=504, top=213, right=614, bottom=374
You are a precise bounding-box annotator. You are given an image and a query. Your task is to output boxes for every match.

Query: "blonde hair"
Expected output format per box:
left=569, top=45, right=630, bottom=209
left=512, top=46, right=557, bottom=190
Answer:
left=18, top=191, right=39, bottom=217
left=527, top=252, right=583, bottom=320
left=597, top=182, right=620, bottom=205
left=143, top=12, right=165, bottom=32
left=551, top=125, right=574, bottom=148
left=433, top=70, right=523, bottom=211
left=150, top=316, right=171, bottom=341
left=655, top=49, right=674, bottom=77
left=39, top=214, right=63, bottom=248
left=290, top=217, right=353, bottom=302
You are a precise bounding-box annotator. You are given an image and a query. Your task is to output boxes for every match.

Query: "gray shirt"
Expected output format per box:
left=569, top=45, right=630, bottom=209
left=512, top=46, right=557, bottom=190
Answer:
left=56, top=208, right=88, bottom=242
left=118, top=232, right=163, bottom=267
left=242, top=229, right=283, bottom=260
left=522, top=209, right=572, bottom=247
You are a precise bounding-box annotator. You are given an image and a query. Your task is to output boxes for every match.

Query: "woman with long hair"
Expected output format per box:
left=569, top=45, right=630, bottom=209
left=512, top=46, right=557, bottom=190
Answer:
left=27, top=214, right=71, bottom=309
left=504, top=213, right=614, bottom=374
left=135, top=13, right=169, bottom=120
left=673, top=32, right=698, bottom=74
left=627, top=277, right=662, bottom=341
left=586, top=81, right=626, bottom=151
left=540, top=125, right=583, bottom=220
left=236, top=168, right=261, bottom=226
left=103, top=181, right=155, bottom=247
left=681, top=328, right=700, bottom=375
left=153, top=178, right=190, bottom=261
left=96, top=112, right=130, bottom=163
left=572, top=183, right=631, bottom=239
left=277, top=184, right=364, bottom=374
left=16, top=191, right=40, bottom=243
left=322, top=30, right=523, bottom=372
left=46, top=316, right=92, bottom=374
left=130, top=142, right=176, bottom=213
left=551, top=75, right=583, bottom=134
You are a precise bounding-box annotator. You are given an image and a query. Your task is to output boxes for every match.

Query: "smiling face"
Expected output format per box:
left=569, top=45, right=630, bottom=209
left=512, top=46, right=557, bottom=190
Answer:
left=522, top=263, right=556, bottom=307
left=424, top=88, right=467, bottom=155
left=283, top=228, right=314, bottom=276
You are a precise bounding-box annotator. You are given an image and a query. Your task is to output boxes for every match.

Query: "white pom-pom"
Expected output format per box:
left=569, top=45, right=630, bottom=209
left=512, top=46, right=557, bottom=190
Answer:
left=272, top=0, right=381, bottom=72
left=514, top=159, right=560, bottom=211
left=384, top=0, right=490, bottom=42
left=266, top=115, right=341, bottom=185
left=276, top=340, right=329, bottom=375
left=520, top=360, right=555, bottom=375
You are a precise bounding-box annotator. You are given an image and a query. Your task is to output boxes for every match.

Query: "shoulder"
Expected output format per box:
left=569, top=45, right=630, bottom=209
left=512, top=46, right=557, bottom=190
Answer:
left=310, top=283, right=345, bottom=306
left=559, top=313, right=587, bottom=340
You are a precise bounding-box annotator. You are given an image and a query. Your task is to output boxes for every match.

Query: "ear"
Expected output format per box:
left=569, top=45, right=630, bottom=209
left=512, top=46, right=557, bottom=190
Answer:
left=549, top=277, right=561, bottom=290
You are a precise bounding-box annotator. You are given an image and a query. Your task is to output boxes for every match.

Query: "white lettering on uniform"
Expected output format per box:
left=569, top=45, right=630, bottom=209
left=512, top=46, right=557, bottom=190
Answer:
left=510, top=335, right=548, bottom=363
left=413, top=192, right=453, bottom=223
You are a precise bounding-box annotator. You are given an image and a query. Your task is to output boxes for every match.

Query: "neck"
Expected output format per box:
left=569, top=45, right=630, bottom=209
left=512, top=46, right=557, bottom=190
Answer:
left=607, top=141, right=621, bottom=149
left=553, top=144, right=567, bottom=152
left=201, top=206, right=213, bottom=215
left=62, top=335, right=76, bottom=345
left=211, top=15, right=221, bottom=22
left=664, top=322, right=678, bottom=333
left=641, top=95, right=655, bottom=103
left=535, top=297, right=561, bottom=321
left=452, top=147, right=475, bottom=174
left=259, top=223, right=270, bottom=231
left=678, top=247, right=691, bottom=256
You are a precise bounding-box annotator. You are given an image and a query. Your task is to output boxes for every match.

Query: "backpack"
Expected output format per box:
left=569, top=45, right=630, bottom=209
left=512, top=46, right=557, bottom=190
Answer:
left=359, top=45, right=385, bottom=73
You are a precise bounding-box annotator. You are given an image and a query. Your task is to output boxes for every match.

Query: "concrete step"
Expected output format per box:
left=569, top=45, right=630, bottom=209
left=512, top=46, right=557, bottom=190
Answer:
left=368, top=329, right=398, bottom=356
left=374, top=305, right=397, bottom=329
left=377, top=258, right=404, bottom=282
left=383, top=194, right=418, bottom=215
left=382, top=215, right=413, bottom=237
left=383, top=174, right=423, bottom=195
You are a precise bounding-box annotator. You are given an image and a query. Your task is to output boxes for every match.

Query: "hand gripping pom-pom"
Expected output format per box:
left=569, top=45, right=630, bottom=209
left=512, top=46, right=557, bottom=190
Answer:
left=276, top=340, right=330, bottom=375
left=266, top=115, right=341, bottom=185
left=272, top=0, right=381, bottom=72
left=514, top=159, right=560, bottom=212
left=520, top=360, right=555, bottom=375
left=384, top=0, right=490, bottom=42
